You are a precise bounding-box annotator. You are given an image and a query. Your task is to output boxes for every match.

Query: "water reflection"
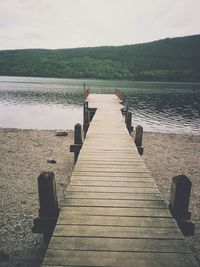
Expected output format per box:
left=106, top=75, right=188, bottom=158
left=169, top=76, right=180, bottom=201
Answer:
left=0, top=76, right=200, bottom=134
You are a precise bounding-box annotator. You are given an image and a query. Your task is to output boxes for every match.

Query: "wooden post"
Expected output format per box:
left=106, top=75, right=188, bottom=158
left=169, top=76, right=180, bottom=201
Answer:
left=38, top=172, right=59, bottom=217
left=83, top=101, right=88, bottom=124
left=134, top=125, right=143, bottom=155
left=84, top=89, right=90, bottom=99
left=114, top=89, right=123, bottom=103
left=126, top=112, right=133, bottom=134
left=70, top=123, right=83, bottom=164
left=125, top=104, right=129, bottom=123
left=169, top=175, right=195, bottom=236
left=74, top=123, right=83, bottom=145
left=32, top=172, right=59, bottom=243
left=83, top=110, right=90, bottom=138
left=84, top=101, right=88, bottom=112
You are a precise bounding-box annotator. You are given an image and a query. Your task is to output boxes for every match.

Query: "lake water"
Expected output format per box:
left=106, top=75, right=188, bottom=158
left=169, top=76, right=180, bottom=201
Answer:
left=0, top=76, right=200, bottom=134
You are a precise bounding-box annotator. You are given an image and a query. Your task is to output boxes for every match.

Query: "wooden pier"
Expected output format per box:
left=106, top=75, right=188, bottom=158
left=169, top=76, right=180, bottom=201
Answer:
left=42, top=93, right=198, bottom=266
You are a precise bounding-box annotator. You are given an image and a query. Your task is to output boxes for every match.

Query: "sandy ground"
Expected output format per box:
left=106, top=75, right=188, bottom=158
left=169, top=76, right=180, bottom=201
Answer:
left=0, top=128, right=200, bottom=266
left=143, top=132, right=200, bottom=265
left=0, top=128, right=74, bottom=267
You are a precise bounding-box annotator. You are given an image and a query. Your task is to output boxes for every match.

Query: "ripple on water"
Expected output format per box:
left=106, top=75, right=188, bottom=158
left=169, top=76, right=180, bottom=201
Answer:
left=0, top=76, right=200, bottom=134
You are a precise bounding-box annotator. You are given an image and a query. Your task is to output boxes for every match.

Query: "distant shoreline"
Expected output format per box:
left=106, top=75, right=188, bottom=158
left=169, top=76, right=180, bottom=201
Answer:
left=1, top=74, right=200, bottom=84
left=0, top=128, right=199, bottom=266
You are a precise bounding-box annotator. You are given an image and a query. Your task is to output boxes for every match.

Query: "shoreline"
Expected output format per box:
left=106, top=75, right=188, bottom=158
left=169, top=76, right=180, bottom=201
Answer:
left=0, top=128, right=200, bottom=266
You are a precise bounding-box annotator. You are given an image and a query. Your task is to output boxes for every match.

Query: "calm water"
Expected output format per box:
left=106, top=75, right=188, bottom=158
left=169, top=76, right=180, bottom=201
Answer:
left=0, top=76, right=200, bottom=134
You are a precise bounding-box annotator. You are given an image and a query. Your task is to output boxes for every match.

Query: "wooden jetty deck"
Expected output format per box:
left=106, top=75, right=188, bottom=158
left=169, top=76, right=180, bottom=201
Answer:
left=42, top=93, right=198, bottom=266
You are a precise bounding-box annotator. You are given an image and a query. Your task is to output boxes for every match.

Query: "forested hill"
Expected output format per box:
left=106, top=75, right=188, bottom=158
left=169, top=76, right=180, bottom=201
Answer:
left=0, top=34, right=200, bottom=82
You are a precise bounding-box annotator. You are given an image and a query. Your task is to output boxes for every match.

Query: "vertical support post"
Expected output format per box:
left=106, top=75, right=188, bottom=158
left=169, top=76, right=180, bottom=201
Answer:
left=84, top=89, right=90, bottom=99
left=74, top=123, right=83, bottom=145
left=126, top=112, right=133, bottom=134
left=84, top=101, right=88, bottom=113
left=83, top=110, right=90, bottom=138
left=83, top=101, right=88, bottom=124
left=134, top=125, right=143, bottom=155
left=38, top=172, right=59, bottom=218
left=114, top=89, right=123, bottom=103
left=32, top=172, right=59, bottom=243
left=169, top=175, right=195, bottom=236
left=70, top=123, right=83, bottom=164
left=125, top=104, right=129, bottom=123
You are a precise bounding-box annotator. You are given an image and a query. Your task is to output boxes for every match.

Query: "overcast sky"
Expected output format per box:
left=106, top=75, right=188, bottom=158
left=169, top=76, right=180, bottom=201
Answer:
left=0, top=0, right=199, bottom=50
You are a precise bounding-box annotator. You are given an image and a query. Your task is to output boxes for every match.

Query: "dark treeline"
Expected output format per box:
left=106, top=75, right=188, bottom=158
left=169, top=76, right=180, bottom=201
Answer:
left=0, top=35, right=200, bottom=82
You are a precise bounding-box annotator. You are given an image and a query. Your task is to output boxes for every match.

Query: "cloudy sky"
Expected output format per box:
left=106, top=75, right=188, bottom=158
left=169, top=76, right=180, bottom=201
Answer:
left=0, top=0, right=199, bottom=50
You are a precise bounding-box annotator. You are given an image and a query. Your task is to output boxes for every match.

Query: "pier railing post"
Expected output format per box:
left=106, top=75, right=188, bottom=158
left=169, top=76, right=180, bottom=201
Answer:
left=169, top=175, right=195, bottom=236
left=83, top=110, right=90, bottom=138
left=84, top=101, right=88, bottom=115
left=126, top=111, right=133, bottom=134
left=134, top=125, right=144, bottom=155
left=84, top=89, right=90, bottom=99
left=114, top=89, right=123, bottom=103
left=70, top=123, right=83, bottom=164
left=124, top=104, right=129, bottom=123
left=32, top=172, right=59, bottom=243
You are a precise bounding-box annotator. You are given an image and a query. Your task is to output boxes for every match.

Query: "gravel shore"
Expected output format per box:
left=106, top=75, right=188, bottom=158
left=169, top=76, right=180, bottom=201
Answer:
left=0, top=128, right=200, bottom=266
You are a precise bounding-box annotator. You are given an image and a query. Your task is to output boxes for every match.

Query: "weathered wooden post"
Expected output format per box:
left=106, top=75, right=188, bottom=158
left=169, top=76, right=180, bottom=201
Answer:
left=70, top=123, right=83, bottom=164
left=169, top=175, right=195, bottom=236
left=83, top=101, right=88, bottom=124
left=114, top=89, right=123, bottom=103
left=84, top=88, right=90, bottom=99
left=126, top=111, right=133, bottom=134
left=134, top=125, right=143, bottom=155
left=83, top=110, right=90, bottom=138
left=124, top=104, right=129, bottom=123
left=84, top=101, right=88, bottom=112
left=32, top=172, right=59, bottom=243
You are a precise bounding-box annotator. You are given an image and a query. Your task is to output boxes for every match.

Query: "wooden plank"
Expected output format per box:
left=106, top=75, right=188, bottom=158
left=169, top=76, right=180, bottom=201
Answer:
left=76, top=164, right=147, bottom=169
left=73, top=168, right=150, bottom=174
left=53, top=224, right=183, bottom=239
left=71, top=177, right=154, bottom=182
left=63, top=199, right=167, bottom=209
left=70, top=180, right=156, bottom=187
left=43, top=250, right=199, bottom=267
left=77, top=160, right=145, bottom=165
left=48, top=237, right=189, bottom=253
left=57, top=214, right=176, bottom=228
left=77, top=160, right=143, bottom=165
left=72, top=172, right=151, bottom=177
left=75, top=164, right=147, bottom=169
left=65, top=192, right=163, bottom=200
left=60, top=206, right=172, bottom=218
left=68, top=185, right=159, bottom=193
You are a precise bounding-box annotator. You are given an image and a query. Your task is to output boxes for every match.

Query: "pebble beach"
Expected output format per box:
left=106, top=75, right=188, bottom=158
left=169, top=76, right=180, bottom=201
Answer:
left=0, top=128, right=200, bottom=266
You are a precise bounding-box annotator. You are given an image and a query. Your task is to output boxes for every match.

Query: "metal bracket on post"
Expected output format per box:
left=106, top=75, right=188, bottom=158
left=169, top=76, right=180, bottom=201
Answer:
left=134, top=125, right=144, bottom=155
left=32, top=172, right=59, bottom=243
left=70, top=123, right=83, bottom=164
left=169, top=175, right=195, bottom=236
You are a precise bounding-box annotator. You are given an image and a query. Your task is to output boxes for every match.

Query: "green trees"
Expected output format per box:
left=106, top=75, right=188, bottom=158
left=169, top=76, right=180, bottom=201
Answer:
left=0, top=35, right=200, bottom=82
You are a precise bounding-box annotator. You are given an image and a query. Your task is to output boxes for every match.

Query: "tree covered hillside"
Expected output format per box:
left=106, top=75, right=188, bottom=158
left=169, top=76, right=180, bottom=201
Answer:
left=0, top=35, right=200, bottom=82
